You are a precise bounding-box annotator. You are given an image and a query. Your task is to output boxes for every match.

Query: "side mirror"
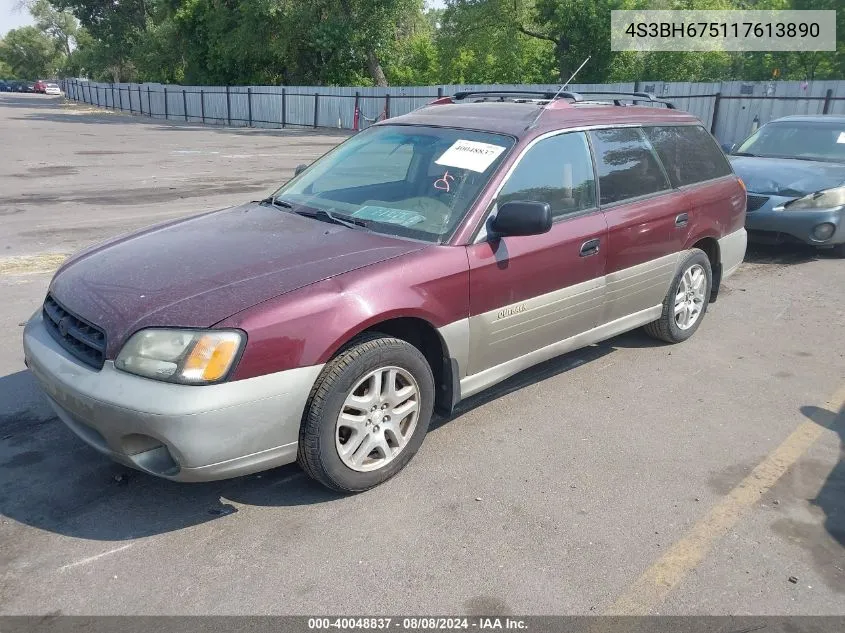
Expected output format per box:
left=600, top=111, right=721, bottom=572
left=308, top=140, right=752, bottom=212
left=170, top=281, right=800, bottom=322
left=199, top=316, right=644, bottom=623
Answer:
left=294, top=163, right=308, bottom=176
left=489, top=201, right=552, bottom=238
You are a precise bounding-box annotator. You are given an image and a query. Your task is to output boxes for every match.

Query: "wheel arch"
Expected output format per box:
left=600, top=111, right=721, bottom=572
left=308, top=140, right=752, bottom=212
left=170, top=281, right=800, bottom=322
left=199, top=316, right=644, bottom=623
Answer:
left=326, top=315, right=458, bottom=416
left=688, top=235, right=721, bottom=302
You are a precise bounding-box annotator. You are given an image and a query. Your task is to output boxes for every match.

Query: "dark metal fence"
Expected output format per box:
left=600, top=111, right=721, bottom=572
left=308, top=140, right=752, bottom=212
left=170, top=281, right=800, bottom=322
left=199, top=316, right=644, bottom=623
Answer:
left=60, top=79, right=845, bottom=146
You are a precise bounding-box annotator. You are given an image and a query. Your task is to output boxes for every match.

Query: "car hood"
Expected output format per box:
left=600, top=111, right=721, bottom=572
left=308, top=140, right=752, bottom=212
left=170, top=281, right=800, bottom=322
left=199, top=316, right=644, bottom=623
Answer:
left=729, top=156, right=845, bottom=196
left=49, top=202, right=427, bottom=357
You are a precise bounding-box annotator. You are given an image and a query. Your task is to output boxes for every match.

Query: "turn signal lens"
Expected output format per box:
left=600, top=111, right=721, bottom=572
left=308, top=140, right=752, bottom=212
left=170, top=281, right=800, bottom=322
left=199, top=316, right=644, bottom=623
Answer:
left=183, top=336, right=239, bottom=381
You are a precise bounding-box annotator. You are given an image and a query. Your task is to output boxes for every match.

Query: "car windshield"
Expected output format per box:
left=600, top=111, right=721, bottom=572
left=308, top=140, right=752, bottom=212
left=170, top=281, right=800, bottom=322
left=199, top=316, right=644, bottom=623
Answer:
left=270, top=125, right=515, bottom=242
left=735, top=121, right=845, bottom=164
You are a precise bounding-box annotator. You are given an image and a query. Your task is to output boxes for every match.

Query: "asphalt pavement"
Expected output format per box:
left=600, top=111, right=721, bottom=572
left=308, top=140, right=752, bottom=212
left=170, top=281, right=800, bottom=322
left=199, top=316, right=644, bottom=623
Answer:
left=0, top=93, right=843, bottom=615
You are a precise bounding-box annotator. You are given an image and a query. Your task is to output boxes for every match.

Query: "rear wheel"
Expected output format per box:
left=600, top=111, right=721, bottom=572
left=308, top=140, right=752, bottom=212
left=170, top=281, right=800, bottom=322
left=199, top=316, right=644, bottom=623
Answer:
left=297, top=334, right=434, bottom=493
left=644, top=249, right=712, bottom=344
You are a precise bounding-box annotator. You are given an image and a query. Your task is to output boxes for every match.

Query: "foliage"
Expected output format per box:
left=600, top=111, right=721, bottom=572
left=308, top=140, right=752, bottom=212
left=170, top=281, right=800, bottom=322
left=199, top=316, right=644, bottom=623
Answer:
left=27, top=0, right=80, bottom=56
left=0, top=58, right=15, bottom=78
left=2, top=0, right=841, bottom=85
left=0, top=26, right=62, bottom=78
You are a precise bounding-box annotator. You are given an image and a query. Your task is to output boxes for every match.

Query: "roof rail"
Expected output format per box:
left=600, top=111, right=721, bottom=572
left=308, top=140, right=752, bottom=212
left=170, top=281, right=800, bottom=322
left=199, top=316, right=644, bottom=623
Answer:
left=574, top=91, right=675, bottom=109
left=452, top=90, right=582, bottom=103
left=448, top=89, right=675, bottom=109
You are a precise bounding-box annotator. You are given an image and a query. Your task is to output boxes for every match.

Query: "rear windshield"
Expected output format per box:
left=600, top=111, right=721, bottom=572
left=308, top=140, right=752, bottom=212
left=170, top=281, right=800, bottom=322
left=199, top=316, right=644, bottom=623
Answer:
left=270, top=125, right=514, bottom=242
left=735, top=121, right=845, bottom=164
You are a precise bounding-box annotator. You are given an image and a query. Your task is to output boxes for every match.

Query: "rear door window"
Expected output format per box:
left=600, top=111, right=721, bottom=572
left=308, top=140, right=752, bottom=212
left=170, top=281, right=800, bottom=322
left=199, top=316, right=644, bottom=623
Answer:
left=498, top=132, right=596, bottom=219
left=589, top=128, right=671, bottom=205
left=643, top=125, right=733, bottom=187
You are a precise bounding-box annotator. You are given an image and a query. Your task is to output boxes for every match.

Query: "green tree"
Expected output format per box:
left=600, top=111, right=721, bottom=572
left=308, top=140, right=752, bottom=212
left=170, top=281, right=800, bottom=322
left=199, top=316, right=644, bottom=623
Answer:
left=439, top=0, right=618, bottom=83
left=0, top=26, right=62, bottom=78
left=48, top=0, right=154, bottom=80
left=0, top=59, right=15, bottom=78
left=26, top=0, right=80, bottom=56
left=437, top=0, right=555, bottom=84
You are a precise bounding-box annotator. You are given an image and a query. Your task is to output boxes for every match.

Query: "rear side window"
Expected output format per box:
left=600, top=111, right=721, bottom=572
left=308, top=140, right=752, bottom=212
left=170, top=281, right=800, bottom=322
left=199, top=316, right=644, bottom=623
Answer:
left=498, top=132, right=596, bottom=219
left=589, top=128, right=670, bottom=205
left=643, top=125, right=732, bottom=187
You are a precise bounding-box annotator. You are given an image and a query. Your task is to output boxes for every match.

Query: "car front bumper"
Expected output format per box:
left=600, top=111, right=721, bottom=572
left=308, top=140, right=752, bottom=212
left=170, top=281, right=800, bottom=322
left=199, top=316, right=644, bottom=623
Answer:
left=23, top=312, right=323, bottom=481
left=745, top=198, right=845, bottom=247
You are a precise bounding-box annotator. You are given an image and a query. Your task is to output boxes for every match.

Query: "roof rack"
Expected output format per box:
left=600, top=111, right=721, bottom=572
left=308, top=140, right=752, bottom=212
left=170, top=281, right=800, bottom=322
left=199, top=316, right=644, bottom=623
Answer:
left=448, top=89, right=675, bottom=109
left=452, top=90, right=581, bottom=103
left=572, top=91, right=675, bottom=109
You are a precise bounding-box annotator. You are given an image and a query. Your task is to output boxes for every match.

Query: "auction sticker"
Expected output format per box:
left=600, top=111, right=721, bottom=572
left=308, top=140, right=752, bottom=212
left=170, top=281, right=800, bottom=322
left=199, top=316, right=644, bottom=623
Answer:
left=435, top=140, right=506, bottom=173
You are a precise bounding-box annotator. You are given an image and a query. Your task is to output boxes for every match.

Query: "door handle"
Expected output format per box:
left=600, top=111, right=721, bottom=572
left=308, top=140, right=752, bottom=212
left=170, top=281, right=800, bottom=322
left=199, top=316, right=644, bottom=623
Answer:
left=580, top=238, right=601, bottom=257
left=675, top=212, right=689, bottom=227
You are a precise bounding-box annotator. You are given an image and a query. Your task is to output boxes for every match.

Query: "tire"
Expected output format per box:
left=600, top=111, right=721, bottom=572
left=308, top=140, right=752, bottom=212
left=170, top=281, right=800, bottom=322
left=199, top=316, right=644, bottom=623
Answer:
left=643, top=249, right=712, bottom=344
left=297, top=334, right=435, bottom=493
left=829, top=243, right=845, bottom=259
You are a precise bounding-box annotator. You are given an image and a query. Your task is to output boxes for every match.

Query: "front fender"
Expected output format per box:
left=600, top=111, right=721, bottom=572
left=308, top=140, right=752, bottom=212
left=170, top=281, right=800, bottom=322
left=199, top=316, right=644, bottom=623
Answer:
left=219, top=247, right=470, bottom=381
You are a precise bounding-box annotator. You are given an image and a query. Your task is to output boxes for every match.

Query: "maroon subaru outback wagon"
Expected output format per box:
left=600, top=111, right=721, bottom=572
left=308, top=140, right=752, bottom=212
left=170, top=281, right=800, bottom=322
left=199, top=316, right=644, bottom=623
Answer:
left=23, top=91, right=747, bottom=492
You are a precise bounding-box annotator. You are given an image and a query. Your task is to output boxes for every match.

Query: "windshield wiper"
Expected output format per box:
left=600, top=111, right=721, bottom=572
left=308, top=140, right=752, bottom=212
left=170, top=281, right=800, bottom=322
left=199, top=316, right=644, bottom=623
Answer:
left=782, top=155, right=833, bottom=163
left=297, top=208, right=367, bottom=230
left=262, top=196, right=366, bottom=230
left=731, top=151, right=757, bottom=157
left=262, top=196, right=294, bottom=209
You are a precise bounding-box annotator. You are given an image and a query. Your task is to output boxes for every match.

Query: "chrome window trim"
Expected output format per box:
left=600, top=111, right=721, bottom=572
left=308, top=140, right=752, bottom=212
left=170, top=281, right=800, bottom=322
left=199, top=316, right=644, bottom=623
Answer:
left=485, top=130, right=600, bottom=233
left=471, top=121, right=704, bottom=244
left=676, top=173, right=738, bottom=191
left=472, top=126, right=618, bottom=243
left=596, top=188, right=677, bottom=210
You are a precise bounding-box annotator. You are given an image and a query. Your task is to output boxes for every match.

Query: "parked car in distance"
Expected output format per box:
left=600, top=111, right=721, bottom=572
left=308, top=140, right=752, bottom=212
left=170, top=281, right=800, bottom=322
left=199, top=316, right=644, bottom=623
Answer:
left=0, top=80, right=10, bottom=92
left=23, top=90, right=747, bottom=492
left=44, top=82, right=62, bottom=96
left=34, top=80, right=47, bottom=93
left=729, top=115, right=845, bottom=257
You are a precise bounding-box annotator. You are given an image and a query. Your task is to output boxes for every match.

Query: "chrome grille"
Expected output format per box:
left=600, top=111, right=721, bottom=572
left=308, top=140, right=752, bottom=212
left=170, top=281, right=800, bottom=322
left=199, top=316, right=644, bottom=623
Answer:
left=746, top=194, right=769, bottom=212
left=42, top=294, right=106, bottom=369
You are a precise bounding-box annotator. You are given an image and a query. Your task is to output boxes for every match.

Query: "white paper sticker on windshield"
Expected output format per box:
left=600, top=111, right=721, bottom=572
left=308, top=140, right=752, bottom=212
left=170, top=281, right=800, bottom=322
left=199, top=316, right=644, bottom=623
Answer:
left=837, top=132, right=845, bottom=143
left=435, top=140, right=506, bottom=173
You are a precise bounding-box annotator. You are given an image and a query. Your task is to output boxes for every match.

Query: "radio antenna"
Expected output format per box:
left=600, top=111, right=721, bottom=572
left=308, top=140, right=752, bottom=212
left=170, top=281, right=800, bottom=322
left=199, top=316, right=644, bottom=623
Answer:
left=526, top=55, right=591, bottom=130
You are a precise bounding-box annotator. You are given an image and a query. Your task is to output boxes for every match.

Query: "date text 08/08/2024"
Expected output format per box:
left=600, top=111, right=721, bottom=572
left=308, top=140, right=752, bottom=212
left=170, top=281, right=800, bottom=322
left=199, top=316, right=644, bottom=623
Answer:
left=307, top=618, right=528, bottom=630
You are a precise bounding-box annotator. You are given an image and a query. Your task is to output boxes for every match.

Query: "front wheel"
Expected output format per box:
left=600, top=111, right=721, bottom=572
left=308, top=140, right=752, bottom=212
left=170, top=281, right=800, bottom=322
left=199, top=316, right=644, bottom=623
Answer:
left=297, top=335, right=435, bottom=493
left=644, top=249, right=712, bottom=344
left=828, top=243, right=845, bottom=259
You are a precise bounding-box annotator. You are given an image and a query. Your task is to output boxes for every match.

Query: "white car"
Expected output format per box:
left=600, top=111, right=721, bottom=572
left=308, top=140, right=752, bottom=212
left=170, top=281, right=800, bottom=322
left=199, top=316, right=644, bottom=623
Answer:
left=44, top=83, right=62, bottom=96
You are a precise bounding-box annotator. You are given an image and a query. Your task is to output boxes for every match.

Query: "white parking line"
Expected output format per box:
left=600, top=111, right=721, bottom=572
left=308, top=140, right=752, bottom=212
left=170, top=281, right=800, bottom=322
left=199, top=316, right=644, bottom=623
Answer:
left=58, top=543, right=134, bottom=571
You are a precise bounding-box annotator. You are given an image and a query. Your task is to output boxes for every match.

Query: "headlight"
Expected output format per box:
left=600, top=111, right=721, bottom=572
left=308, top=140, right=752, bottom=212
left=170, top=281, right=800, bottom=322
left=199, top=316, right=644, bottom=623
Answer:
left=785, top=186, right=845, bottom=210
left=115, top=329, right=244, bottom=384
